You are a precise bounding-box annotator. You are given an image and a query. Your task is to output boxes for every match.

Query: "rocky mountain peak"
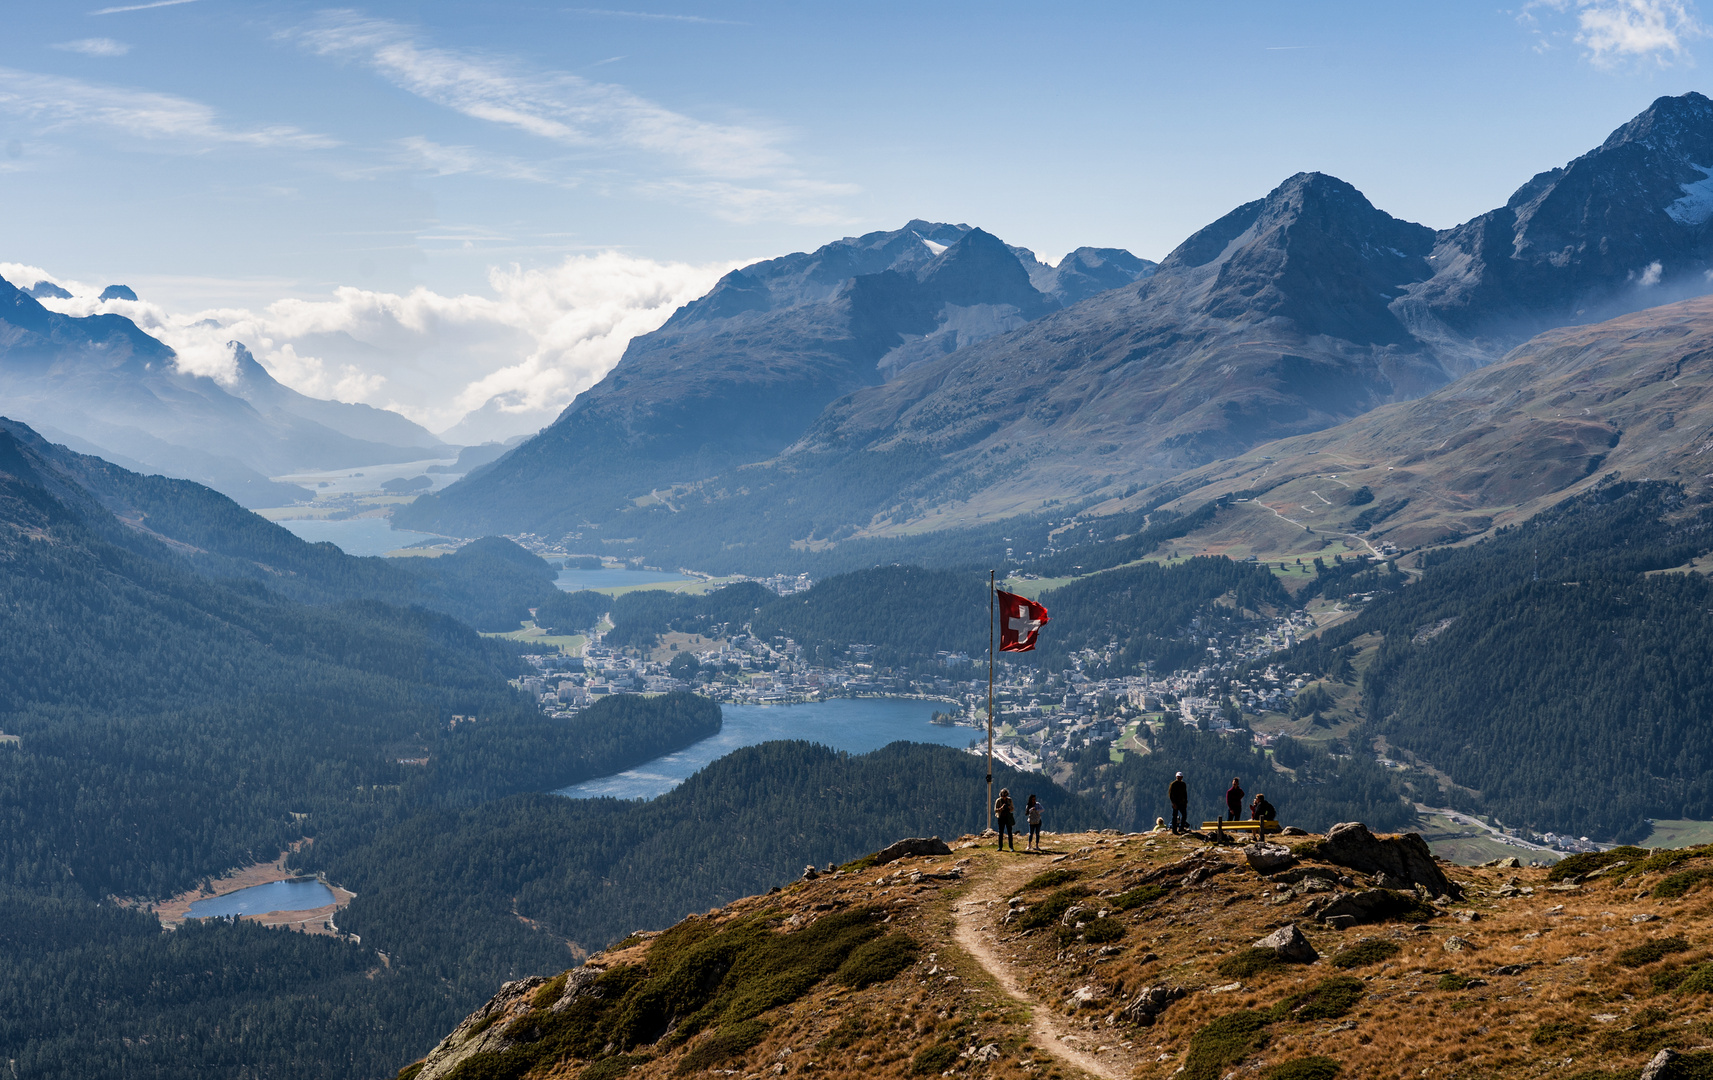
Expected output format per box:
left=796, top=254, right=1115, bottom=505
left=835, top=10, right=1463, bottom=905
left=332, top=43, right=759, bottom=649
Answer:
left=1597, top=90, right=1713, bottom=155
left=1185, top=171, right=1435, bottom=343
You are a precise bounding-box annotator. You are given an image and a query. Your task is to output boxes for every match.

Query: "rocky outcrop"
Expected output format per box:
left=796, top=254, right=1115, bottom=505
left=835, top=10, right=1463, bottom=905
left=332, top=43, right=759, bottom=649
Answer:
left=1315, top=822, right=1460, bottom=899
left=1121, top=985, right=1186, bottom=1026
left=413, top=975, right=550, bottom=1080
left=873, top=837, right=952, bottom=866
left=1244, top=843, right=1296, bottom=875
left=1303, top=887, right=1432, bottom=927
left=1252, top=923, right=1318, bottom=963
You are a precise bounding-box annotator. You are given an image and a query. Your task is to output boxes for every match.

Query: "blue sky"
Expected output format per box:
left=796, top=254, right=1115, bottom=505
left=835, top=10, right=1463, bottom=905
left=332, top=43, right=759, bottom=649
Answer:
left=0, top=0, right=1707, bottom=440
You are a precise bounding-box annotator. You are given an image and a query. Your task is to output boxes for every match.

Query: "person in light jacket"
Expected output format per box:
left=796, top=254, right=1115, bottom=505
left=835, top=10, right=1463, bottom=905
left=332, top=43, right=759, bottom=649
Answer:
left=1025, top=793, right=1043, bottom=851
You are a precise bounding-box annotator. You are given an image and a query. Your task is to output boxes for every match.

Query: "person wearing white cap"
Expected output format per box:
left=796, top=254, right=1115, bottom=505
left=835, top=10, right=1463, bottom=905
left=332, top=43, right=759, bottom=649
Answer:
left=1168, top=771, right=1189, bottom=834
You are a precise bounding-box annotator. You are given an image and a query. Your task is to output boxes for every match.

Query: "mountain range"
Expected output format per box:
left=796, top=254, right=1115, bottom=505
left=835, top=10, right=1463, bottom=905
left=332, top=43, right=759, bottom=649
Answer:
left=0, top=278, right=448, bottom=506
left=404, top=92, right=1713, bottom=568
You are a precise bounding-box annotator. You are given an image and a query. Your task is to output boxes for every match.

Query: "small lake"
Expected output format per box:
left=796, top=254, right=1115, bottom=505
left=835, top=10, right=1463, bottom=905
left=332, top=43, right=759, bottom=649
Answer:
left=188, top=879, right=335, bottom=919
left=555, top=567, right=693, bottom=592
left=277, top=518, right=446, bottom=556
left=555, top=697, right=978, bottom=801
left=273, top=459, right=460, bottom=496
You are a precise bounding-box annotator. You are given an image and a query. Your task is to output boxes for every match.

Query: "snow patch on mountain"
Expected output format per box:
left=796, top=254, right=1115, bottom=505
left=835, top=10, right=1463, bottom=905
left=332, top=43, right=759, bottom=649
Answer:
left=1666, top=164, right=1713, bottom=225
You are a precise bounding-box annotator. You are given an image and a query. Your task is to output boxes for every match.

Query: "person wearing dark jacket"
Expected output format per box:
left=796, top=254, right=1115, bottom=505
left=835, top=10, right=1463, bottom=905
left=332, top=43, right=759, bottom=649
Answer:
left=1250, top=792, right=1276, bottom=823
left=994, top=788, right=1016, bottom=851
left=1225, top=777, right=1245, bottom=822
left=1168, top=772, right=1189, bottom=833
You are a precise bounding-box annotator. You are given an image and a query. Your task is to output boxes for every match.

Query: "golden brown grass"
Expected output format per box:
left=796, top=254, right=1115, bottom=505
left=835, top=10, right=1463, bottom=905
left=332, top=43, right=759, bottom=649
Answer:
left=422, top=832, right=1713, bottom=1080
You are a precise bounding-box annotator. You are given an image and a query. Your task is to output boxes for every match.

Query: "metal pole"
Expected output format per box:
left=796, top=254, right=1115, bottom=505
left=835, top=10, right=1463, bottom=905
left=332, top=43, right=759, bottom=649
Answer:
left=987, top=568, right=995, bottom=835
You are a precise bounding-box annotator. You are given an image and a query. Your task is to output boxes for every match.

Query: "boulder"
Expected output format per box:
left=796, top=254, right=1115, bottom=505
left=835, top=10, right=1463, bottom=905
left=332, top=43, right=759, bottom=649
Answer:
left=1641, top=1048, right=1680, bottom=1080
left=1120, top=985, right=1185, bottom=1026
left=1253, top=923, right=1319, bottom=963
left=1306, top=888, right=1429, bottom=926
left=1325, top=915, right=1358, bottom=931
left=873, top=837, right=953, bottom=866
left=1068, top=985, right=1105, bottom=1009
left=1317, top=822, right=1461, bottom=899
left=1244, top=842, right=1297, bottom=875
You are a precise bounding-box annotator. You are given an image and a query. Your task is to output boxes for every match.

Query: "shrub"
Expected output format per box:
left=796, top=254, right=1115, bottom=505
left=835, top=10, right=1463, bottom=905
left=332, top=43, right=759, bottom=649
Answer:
left=1654, top=867, right=1713, bottom=899
left=532, top=973, right=570, bottom=1009
left=1270, top=977, right=1365, bottom=1022
left=1532, top=1021, right=1587, bottom=1046
left=1548, top=847, right=1649, bottom=882
left=1330, top=939, right=1400, bottom=969
left=396, top=1065, right=426, bottom=1080
left=1112, top=883, right=1172, bottom=910
left=1182, top=1011, right=1271, bottom=1080
left=1617, top=936, right=1690, bottom=968
left=1016, top=887, right=1091, bottom=930
left=1265, top=1057, right=1341, bottom=1080
left=675, top=1020, right=769, bottom=1074
left=911, top=1042, right=960, bottom=1075
left=1081, top=917, right=1126, bottom=944
left=834, top=934, right=918, bottom=989
left=1021, top=869, right=1082, bottom=891
left=1676, top=964, right=1713, bottom=994
left=1218, top=948, right=1291, bottom=979
left=580, top=1055, right=651, bottom=1080
left=817, top=1014, right=866, bottom=1051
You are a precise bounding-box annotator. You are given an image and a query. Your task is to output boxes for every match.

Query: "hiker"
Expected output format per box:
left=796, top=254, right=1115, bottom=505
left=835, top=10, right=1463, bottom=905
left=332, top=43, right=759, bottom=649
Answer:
left=1250, top=792, right=1277, bottom=823
left=994, top=788, right=1016, bottom=851
left=1168, top=771, right=1189, bottom=833
left=1025, top=794, right=1043, bottom=851
left=1225, top=777, right=1245, bottom=822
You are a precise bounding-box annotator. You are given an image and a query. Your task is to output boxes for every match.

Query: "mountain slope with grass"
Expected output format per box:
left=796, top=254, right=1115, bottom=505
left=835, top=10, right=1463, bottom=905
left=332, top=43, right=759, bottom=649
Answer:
left=403, top=825, right=1713, bottom=1080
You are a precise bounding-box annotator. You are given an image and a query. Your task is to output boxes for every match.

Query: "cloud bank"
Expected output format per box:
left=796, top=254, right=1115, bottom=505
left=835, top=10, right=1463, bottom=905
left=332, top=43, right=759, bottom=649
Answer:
left=3, top=253, right=731, bottom=444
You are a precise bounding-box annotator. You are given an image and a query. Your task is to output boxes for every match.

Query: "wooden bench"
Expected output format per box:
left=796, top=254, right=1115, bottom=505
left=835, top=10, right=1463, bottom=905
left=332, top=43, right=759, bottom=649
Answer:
left=1200, top=819, right=1283, bottom=835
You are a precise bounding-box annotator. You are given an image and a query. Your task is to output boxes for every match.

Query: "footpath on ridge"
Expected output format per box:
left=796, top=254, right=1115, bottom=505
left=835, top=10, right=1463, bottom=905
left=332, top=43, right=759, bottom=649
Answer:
left=401, top=827, right=1713, bottom=1080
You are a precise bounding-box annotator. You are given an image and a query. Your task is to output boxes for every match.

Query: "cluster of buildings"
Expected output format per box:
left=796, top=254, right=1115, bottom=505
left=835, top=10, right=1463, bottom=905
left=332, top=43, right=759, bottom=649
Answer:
left=509, top=594, right=1333, bottom=780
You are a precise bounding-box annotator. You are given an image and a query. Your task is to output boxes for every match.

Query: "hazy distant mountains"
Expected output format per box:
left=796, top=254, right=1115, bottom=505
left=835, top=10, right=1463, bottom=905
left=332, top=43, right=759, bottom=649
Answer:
left=404, top=93, right=1713, bottom=564
left=0, top=277, right=448, bottom=506
left=397, top=222, right=1153, bottom=534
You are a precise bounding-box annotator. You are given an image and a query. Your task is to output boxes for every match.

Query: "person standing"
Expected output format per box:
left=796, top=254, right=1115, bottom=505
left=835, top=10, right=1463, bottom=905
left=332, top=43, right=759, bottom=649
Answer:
left=1025, top=794, right=1043, bottom=851
left=994, top=788, right=1016, bottom=851
left=1168, top=772, right=1189, bottom=834
left=1226, top=777, right=1245, bottom=823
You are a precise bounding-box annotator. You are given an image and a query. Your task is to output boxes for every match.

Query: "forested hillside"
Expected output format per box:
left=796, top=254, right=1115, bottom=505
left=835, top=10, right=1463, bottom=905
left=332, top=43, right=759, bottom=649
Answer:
left=303, top=741, right=1104, bottom=986
left=1272, top=481, right=1713, bottom=842
left=0, top=419, right=558, bottom=632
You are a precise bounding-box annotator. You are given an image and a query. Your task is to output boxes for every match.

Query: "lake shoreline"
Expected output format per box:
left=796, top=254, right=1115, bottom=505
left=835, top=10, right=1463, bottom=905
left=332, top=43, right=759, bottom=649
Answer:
left=144, top=849, right=357, bottom=936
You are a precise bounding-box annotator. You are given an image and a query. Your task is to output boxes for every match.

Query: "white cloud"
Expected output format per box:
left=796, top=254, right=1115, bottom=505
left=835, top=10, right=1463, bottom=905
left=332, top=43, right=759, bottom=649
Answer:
left=4, top=253, right=733, bottom=441
left=53, top=38, right=132, bottom=57
left=91, top=0, right=198, bottom=13
left=1526, top=0, right=1707, bottom=67
left=567, top=8, right=744, bottom=25
left=0, top=68, right=335, bottom=149
left=288, top=11, right=854, bottom=224
left=1638, top=259, right=1665, bottom=285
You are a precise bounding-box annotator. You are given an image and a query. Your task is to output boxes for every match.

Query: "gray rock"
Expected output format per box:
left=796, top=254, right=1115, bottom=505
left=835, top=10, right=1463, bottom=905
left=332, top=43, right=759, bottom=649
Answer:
left=802, top=865, right=820, bottom=880
left=1244, top=842, right=1297, bottom=874
left=415, top=975, right=550, bottom=1080
left=1306, top=888, right=1428, bottom=926
left=1253, top=923, right=1319, bottom=963
left=1632, top=913, right=1659, bottom=924
left=1443, top=936, right=1474, bottom=952
left=1068, top=985, right=1105, bottom=1009
left=873, top=836, right=953, bottom=866
left=1641, top=1048, right=1680, bottom=1080
left=1325, top=915, right=1358, bottom=931
left=1120, top=985, right=1185, bottom=1026
left=1317, top=822, right=1461, bottom=899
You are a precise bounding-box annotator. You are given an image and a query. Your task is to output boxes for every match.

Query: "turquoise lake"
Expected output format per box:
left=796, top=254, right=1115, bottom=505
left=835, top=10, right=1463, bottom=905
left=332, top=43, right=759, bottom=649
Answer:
left=555, top=698, right=978, bottom=801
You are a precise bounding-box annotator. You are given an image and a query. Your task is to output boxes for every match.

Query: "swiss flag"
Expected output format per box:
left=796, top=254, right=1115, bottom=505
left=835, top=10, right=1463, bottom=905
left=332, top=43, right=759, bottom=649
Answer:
left=997, top=589, right=1050, bottom=652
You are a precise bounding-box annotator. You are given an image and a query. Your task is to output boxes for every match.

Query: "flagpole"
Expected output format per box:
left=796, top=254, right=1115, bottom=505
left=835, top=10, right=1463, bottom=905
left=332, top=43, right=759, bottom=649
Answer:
left=987, top=568, right=995, bottom=836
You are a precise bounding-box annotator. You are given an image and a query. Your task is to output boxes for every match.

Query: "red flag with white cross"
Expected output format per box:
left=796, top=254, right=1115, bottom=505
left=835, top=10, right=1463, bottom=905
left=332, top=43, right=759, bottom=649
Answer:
left=996, top=589, right=1050, bottom=652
